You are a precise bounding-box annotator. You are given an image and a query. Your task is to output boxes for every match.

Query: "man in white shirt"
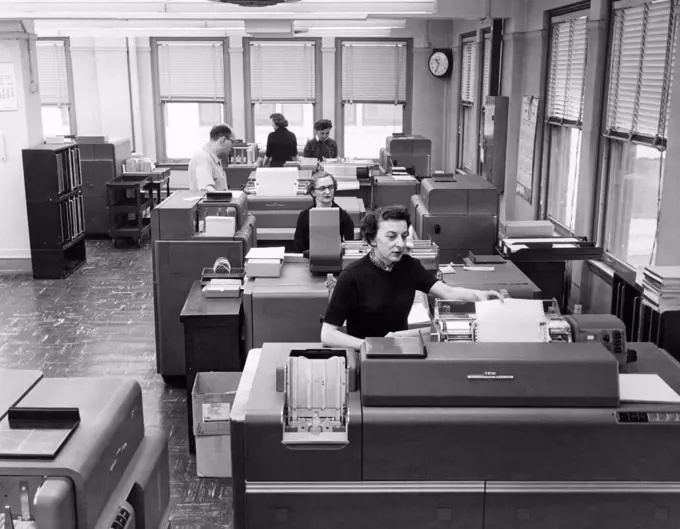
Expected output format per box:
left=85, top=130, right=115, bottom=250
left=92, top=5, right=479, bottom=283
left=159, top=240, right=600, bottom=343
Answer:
left=188, top=123, right=235, bottom=192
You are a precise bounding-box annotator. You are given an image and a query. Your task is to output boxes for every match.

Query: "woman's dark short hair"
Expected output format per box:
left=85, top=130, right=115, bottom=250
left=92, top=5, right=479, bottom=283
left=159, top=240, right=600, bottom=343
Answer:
left=270, top=113, right=289, bottom=128
left=314, top=119, right=333, bottom=131
left=209, top=123, right=234, bottom=141
left=361, top=205, right=411, bottom=244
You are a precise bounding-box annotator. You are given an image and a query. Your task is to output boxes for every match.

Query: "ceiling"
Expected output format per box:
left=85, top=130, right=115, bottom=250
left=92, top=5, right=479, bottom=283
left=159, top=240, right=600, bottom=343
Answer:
left=0, top=0, right=514, bottom=37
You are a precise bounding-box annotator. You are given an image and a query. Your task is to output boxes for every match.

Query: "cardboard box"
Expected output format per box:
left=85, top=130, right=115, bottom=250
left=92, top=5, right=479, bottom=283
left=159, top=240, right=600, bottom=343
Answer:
left=192, top=371, right=242, bottom=478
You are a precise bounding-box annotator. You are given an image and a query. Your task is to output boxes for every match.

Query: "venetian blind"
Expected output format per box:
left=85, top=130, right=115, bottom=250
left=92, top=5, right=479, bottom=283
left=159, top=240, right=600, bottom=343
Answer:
left=482, top=32, right=493, bottom=99
left=250, top=41, right=316, bottom=102
left=606, top=0, right=677, bottom=141
left=37, top=41, right=70, bottom=106
left=157, top=41, right=225, bottom=100
left=547, top=14, right=588, bottom=124
left=341, top=42, right=407, bottom=103
left=460, top=36, right=478, bottom=105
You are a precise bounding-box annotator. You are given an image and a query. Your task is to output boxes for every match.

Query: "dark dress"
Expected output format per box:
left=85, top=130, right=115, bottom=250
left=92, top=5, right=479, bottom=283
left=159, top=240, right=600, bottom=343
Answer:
left=293, top=203, right=354, bottom=253
left=303, top=138, right=338, bottom=160
left=266, top=127, right=298, bottom=167
left=323, top=254, right=437, bottom=338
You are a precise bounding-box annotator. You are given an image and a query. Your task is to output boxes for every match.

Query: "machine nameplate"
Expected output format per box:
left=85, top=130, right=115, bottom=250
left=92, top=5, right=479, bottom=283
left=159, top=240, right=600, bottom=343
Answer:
left=467, top=371, right=515, bottom=381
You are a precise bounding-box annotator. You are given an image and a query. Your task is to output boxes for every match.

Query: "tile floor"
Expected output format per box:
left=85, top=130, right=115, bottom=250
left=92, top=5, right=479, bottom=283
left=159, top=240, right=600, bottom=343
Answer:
left=0, top=240, right=231, bottom=528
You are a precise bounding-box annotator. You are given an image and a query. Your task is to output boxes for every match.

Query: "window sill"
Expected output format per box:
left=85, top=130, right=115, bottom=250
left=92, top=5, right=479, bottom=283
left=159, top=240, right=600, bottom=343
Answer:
left=586, top=259, right=615, bottom=286
left=157, top=162, right=188, bottom=171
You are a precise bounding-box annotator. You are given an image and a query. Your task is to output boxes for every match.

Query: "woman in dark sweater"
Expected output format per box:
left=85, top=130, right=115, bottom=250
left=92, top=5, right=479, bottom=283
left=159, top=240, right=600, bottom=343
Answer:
left=293, top=171, right=354, bottom=254
left=321, top=206, right=503, bottom=351
left=264, top=113, right=298, bottom=167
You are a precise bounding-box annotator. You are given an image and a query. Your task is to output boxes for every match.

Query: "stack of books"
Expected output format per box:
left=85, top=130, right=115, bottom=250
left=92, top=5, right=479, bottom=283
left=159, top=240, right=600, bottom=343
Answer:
left=642, top=266, right=680, bottom=312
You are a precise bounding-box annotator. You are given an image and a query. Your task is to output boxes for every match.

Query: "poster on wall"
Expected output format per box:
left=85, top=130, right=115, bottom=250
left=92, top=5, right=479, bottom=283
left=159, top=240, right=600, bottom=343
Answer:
left=516, top=94, right=539, bottom=204
left=0, top=63, right=19, bottom=112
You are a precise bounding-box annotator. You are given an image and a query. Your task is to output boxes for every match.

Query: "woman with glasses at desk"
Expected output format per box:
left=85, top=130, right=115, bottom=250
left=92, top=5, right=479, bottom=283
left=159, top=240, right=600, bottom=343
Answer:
left=321, top=205, right=503, bottom=351
left=293, top=171, right=354, bottom=255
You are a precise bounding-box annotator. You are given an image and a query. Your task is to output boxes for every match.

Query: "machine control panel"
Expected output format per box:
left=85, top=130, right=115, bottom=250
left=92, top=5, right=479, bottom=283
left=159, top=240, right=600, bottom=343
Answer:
left=617, top=411, right=680, bottom=423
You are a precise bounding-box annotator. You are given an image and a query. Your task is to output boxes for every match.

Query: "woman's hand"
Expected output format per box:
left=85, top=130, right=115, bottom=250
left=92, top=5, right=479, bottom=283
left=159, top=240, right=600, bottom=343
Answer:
left=475, top=290, right=504, bottom=301
left=385, top=328, right=430, bottom=339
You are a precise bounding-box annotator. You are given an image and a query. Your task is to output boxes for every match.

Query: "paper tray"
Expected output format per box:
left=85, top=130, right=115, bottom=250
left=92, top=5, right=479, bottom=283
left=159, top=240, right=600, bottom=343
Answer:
left=0, top=407, right=80, bottom=460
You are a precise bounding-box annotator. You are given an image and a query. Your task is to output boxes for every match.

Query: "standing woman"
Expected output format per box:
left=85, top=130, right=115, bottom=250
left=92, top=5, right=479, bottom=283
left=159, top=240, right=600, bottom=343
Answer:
left=263, top=113, right=298, bottom=167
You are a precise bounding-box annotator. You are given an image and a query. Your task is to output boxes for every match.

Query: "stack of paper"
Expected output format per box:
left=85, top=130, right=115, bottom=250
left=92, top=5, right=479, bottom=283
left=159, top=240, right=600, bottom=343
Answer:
left=245, top=247, right=285, bottom=278
left=642, top=266, right=680, bottom=312
left=203, top=279, right=241, bottom=299
left=474, top=298, right=547, bottom=343
left=408, top=291, right=431, bottom=328
left=619, top=374, right=680, bottom=403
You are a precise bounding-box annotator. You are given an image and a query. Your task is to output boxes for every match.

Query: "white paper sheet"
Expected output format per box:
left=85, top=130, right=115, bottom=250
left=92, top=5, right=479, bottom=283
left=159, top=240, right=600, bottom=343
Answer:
left=619, top=374, right=680, bottom=403
left=255, top=167, right=299, bottom=196
left=474, top=298, right=546, bottom=343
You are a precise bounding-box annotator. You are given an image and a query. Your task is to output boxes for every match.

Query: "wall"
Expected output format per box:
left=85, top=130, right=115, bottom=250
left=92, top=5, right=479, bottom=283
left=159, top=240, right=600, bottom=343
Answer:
left=0, top=21, right=43, bottom=267
left=52, top=20, right=451, bottom=190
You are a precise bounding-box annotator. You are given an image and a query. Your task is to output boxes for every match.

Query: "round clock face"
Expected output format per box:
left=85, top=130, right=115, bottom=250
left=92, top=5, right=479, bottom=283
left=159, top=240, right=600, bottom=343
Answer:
left=429, top=51, right=449, bottom=77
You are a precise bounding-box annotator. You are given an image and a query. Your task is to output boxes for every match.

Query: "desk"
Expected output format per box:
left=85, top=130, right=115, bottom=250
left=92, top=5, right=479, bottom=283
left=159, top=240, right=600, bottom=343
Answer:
left=180, top=280, right=242, bottom=453
left=441, top=260, right=542, bottom=299
left=0, top=368, right=43, bottom=420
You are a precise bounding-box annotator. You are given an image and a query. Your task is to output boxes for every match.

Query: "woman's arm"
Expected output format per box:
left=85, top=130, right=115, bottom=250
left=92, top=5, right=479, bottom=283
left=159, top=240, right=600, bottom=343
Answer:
left=321, top=322, right=365, bottom=351
left=429, top=281, right=503, bottom=302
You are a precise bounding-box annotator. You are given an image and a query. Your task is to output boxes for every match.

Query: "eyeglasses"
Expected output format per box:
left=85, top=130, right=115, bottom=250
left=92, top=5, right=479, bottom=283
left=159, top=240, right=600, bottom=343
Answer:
left=315, top=185, right=334, bottom=193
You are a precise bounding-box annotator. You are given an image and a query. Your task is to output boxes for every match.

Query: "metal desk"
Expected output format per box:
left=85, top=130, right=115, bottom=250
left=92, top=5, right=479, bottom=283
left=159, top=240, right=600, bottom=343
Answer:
left=0, top=368, right=43, bottom=420
left=441, top=260, right=543, bottom=299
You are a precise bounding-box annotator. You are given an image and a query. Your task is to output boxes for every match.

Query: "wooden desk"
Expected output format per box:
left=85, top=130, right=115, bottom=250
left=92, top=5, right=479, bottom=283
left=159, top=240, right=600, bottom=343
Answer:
left=180, top=280, right=243, bottom=453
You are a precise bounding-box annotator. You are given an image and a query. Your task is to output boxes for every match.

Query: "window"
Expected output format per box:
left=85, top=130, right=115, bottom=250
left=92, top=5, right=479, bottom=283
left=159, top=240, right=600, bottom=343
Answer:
left=544, top=12, right=588, bottom=231
left=154, top=39, right=227, bottom=162
left=36, top=39, right=74, bottom=137
left=458, top=35, right=478, bottom=171
left=602, top=0, right=676, bottom=267
left=248, top=40, right=317, bottom=149
left=341, top=41, right=409, bottom=159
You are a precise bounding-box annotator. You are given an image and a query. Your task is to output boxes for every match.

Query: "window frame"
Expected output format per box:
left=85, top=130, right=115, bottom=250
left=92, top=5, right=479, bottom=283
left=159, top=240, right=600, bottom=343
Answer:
left=457, top=32, right=479, bottom=173
left=37, top=37, right=77, bottom=136
left=597, top=0, right=677, bottom=273
left=150, top=37, right=232, bottom=165
left=542, top=6, right=590, bottom=233
left=243, top=37, right=322, bottom=147
left=335, top=38, right=414, bottom=159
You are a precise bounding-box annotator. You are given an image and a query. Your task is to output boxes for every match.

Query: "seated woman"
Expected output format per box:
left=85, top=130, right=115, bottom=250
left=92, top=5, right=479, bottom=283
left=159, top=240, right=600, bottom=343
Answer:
left=293, top=171, right=354, bottom=254
left=303, top=118, right=338, bottom=160
left=264, top=113, right=298, bottom=168
left=321, top=205, right=502, bottom=350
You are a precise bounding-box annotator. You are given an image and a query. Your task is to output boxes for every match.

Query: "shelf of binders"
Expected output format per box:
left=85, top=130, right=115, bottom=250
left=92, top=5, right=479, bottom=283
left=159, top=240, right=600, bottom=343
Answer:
left=22, top=143, right=87, bottom=279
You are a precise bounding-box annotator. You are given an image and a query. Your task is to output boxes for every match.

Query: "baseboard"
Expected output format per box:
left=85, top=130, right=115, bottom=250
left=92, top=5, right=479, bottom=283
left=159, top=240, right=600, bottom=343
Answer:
left=0, top=258, right=32, bottom=273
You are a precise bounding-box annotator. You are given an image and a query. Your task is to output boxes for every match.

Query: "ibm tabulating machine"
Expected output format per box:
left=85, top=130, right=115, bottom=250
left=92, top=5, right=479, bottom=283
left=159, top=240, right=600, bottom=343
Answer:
left=0, top=370, right=169, bottom=529
left=232, top=298, right=680, bottom=529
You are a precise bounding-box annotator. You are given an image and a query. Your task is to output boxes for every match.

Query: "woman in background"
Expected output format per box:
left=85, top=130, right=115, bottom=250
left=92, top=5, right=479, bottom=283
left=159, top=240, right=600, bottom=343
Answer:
left=263, top=113, right=298, bottom=168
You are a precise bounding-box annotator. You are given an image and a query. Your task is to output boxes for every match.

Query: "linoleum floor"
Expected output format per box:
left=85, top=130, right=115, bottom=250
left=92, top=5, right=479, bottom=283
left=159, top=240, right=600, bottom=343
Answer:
left=0, top=240, right=231, bottom=528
